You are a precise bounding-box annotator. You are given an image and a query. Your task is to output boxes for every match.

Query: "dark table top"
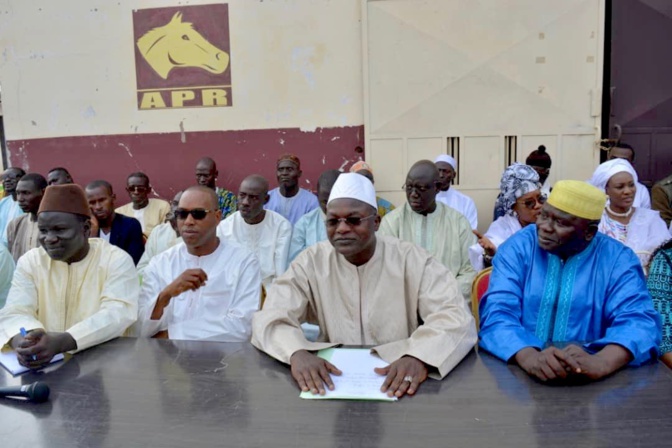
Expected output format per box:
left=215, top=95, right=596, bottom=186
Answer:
left=0, top=337, right=671, bottom=448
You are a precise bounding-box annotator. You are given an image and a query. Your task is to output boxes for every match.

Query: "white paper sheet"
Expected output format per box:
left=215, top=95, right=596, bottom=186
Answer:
left=300, top=348, right=397, bottom=401
left=0, top=349, right=64, bottom=376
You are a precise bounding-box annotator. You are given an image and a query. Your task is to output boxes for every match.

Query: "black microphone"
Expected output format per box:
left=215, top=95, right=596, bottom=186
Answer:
left=0, top=382, right=50, bottom=403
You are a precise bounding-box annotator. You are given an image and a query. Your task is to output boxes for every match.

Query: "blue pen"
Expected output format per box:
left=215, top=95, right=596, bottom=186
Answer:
left=20, top=327, right=37, bottom=361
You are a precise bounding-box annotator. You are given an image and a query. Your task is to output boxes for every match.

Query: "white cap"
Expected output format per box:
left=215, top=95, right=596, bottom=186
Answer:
left=327, top=172, right=378, bottom=210
left=434, top=154, right=457, bottom=170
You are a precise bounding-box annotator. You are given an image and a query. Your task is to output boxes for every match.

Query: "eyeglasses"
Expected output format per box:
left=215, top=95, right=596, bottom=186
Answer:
left=174, top=208, right=216, bottom=220
left=402, top=184, right=432, bottom=194
left=325, top=214, right=376, bottom=228
left=516, top=195, right=546, bottom=210
left=127, top=186, right=149, bottom=192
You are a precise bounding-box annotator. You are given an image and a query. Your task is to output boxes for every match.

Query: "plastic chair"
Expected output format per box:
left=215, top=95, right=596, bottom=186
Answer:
left=470, top=267, right=492, bottom=331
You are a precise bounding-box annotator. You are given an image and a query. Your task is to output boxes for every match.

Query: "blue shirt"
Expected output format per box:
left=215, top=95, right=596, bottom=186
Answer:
left=288, top=208, right=327, bottom=262
left=265, top=188, right=319, bottom=226
left=479, top=225, right=661, bottom=366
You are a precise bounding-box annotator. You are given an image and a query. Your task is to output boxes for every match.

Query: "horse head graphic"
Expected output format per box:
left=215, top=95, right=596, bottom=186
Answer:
left=136, top=12, right=230, bottom=80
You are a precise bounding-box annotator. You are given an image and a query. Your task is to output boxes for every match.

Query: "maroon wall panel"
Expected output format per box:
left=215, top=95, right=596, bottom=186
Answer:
left=6, top=125, right=364, bottom=201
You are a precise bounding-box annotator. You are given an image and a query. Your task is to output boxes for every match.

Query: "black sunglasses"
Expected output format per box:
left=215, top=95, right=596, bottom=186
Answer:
left=325, top=214, right=376, bottom=228
left=174, top=208, right=216, bottom=220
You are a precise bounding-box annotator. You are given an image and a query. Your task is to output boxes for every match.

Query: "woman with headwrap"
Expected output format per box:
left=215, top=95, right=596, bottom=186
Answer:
left=588, top=158, right=670, bottom=269
left=469, top=163, right=545, bottom=271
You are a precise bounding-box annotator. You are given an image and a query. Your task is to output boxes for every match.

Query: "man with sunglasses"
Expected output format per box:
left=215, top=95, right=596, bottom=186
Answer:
left=479, top=180, right=661, bottom=383
left=379, top=160, right=476, bottom=302
left=253, top=173, right=476, bottom=398
left=138, top=186, right=261, bottom=341
left=116, top=172, right=171, bottom=240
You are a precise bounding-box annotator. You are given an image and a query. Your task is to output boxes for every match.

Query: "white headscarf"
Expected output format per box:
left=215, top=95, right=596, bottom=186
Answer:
left=588, top=159, right=638, bottom=191
left=327, top=172, right=378, bottom=210
left=434, top=155, right=457, bottom=170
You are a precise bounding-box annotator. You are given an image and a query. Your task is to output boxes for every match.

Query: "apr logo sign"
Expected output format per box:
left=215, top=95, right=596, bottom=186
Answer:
left=132, top=4, right=232, bottom=110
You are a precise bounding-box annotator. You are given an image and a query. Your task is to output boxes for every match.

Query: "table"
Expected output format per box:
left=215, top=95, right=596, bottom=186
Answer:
left=1, top=338, right=671, bottom=448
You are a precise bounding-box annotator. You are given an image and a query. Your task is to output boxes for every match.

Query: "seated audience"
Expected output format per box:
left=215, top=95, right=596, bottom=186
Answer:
left=86, top=180, right=145, bottom=265
left=46, top=167, right=74, bottom=186
left=0, top=167, right=26, bottom=239
left=470, top=164, right=543, bottom=271
left=647, top=240, right=672, bottom=369
left=4, top=173, right=47, bottom=262
left=588, top=159, right=669, bottom=268
left=0, top=184, right=139, bottom=368
left=479, top=180, right=661, bottom=383
left=379, top=160, right=476, bottom=301
left=652, top=172, right=672, bottom=227
left=137, top=192, right=183, bottom=275
left=116, top=172, right=171, bottom=239
left=289, top=169, right=340, bottom=262
left=434, top=155, right=478, bottom=229
left=607, top=143, right=651, bottom=209
left=195, top=157, right=237, bottom=219
left=139, top=186, right=261, bottom=341
left=526, top=145, right=552, bottom=196
left=0, top=245, right=14, bottom=309
left=349, top=161, right=395, bottom=217
left=253, top=173, right=477, bottom=398
left=265, top=154, right=319, bottom=225
left=218, top=175, right=291, bottom=290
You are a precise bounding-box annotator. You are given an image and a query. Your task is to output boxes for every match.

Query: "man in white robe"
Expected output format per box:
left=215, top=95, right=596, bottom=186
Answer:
left=253, top=173, right=477, bottom=398
left=0, top=184, right=139, bottom=368
left=218, top=175, right=291, bottom=290
left=139, top=186, right=261, bottom=341
left=137, top=192, right=183, bottom=275
left=434, top=155, right=478, bottom=229
left=380, top=160, right=477, bottom=301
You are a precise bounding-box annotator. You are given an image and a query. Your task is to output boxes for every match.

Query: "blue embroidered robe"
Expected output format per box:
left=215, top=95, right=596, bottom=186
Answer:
left=479, top=225, right=661, bottom=366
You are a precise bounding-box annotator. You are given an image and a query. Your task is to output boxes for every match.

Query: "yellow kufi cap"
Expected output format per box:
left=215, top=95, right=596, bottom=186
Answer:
left=547, top=180, right=606, bottom=221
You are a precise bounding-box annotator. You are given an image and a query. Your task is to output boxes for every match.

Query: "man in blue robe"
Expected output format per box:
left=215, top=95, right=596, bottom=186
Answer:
left=479, top=180, right=661, bottom=382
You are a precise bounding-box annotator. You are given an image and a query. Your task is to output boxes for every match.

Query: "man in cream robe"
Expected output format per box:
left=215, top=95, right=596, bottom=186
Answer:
left=139, top=186, right=261, bottom=341
left=5, top=174, right=47, bottom=262
left=253, top=173, right=476, bottom=398
left=0, top=184, right=139, bottom=368
left=116, top=172, right=171, bottom=239
left=218, top=175, right=291, bottom=290
left=379, top=160, right=476, bottom=301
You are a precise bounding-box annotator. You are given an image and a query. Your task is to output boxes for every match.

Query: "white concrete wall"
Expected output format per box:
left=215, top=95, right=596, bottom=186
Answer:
left=363, top=0, right=606, bottom=231
left=0, top=0, right=363, bottom=140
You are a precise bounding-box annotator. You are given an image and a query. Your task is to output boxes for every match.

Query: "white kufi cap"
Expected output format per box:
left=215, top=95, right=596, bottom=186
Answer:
left=327, top=172, right=378, bottom=210
left=434, top=154, right=457, bottom=170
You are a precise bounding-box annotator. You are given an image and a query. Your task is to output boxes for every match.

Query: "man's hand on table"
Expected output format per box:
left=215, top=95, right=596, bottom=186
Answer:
left=375, top=355, right=428, bottom=398
left=562, top=344, right=631, bottom=380
left=290, top=349, right=342, bottom=395
left=12, top=329, right=76, bottom=368
left=515, top=346, right=581, bottom=381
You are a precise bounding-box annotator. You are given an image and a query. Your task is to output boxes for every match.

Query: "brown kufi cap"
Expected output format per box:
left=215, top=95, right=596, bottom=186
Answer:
left=38, top=184, right=91, bottom=218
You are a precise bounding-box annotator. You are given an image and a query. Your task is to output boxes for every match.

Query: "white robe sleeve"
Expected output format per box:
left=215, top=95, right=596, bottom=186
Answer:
left=167, top=253, right=261, bottom=342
